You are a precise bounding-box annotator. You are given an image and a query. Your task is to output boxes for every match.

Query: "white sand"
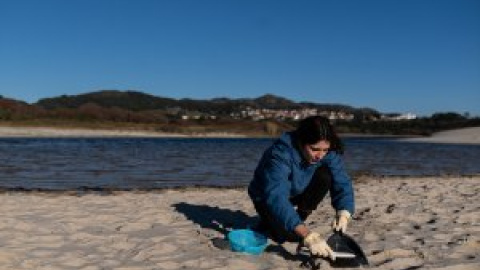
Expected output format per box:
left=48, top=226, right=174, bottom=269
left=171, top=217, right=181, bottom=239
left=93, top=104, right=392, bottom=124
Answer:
left=0, top=126, right=245, bottom=138
left=0, top=176, right=478, bottom=269
left=399, top=127, right=480, bottom=145
left=0, top=126, right=180, bottom=137
left=1, top=125, right=479, bottom=144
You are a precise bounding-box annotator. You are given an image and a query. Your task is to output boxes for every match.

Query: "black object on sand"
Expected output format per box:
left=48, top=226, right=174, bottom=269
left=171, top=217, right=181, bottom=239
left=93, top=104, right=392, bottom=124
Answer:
left=326, top=231, right=369, bottom=268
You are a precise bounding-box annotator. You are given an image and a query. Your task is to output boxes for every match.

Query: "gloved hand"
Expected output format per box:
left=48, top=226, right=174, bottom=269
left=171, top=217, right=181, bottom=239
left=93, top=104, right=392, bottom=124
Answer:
left=332, top=210, right=351, bottom=233
left=303, top=231, right=335, bottom=260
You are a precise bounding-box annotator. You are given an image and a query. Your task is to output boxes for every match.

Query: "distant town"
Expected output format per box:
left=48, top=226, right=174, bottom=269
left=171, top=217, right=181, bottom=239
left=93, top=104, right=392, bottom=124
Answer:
left=184, top=106, right=417, bottom=122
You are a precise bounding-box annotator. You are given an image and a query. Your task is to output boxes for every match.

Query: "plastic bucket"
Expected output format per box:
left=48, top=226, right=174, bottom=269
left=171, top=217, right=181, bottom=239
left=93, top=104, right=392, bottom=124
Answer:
left=227, top=229, right=268, bottom=255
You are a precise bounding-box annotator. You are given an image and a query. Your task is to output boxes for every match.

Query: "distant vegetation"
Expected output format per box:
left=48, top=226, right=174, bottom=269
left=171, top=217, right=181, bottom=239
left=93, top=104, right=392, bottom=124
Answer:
left=1, top=90, right=479, bottom=137
left=331, top=112, right=480, bottom=136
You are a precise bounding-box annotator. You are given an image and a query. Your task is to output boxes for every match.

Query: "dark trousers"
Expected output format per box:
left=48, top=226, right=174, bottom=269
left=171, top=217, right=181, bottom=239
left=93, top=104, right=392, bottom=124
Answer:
left=253, top=165, right=333, bottom=243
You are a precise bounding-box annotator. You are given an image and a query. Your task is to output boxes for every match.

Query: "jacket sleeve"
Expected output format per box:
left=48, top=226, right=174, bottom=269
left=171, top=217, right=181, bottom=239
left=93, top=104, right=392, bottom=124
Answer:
left=327, top=152, right=355, bottom=215
left=257, top=148, right=303, bottom=233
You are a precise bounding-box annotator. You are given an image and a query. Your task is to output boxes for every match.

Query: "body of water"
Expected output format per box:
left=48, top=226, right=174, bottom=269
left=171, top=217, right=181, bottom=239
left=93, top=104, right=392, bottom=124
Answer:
left=0, top=137, right=479, bottom=190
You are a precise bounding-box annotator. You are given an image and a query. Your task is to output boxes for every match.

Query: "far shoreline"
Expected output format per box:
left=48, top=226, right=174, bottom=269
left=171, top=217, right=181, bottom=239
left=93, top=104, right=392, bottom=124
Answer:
left=396, top=126, right=480, bottom=145
left=0, top=125, right=248, bottom=139
left=0, top=125, right=479, bottom=144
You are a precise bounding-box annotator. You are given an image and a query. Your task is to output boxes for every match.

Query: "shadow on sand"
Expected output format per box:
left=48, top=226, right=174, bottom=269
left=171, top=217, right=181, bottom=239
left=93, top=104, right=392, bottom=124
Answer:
left=172, top=202, right=311, bottom=266
left=172, top=202, right=256, bottom=234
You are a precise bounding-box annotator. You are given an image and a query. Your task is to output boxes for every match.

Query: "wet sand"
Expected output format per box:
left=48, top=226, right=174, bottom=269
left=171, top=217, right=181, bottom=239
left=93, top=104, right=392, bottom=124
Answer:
left=0, top=176, right=478, bottom=270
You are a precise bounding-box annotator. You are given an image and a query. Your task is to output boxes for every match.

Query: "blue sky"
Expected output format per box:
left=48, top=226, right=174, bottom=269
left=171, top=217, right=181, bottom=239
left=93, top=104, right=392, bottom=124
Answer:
left=1, top=0, right=479, bottom=116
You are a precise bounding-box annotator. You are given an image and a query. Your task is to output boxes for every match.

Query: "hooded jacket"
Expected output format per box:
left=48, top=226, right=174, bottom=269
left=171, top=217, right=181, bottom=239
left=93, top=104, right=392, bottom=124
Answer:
left=248, top=132, right=355, bottom=233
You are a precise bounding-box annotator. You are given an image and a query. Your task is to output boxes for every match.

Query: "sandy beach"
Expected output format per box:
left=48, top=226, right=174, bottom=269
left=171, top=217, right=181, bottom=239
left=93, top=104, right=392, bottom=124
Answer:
left=0, top=176, right=479, bottom=270
left=0, top=126, right=479, bottom=144
left=399, top=127, right=480, bottom=145
left=0, top=126, right=245, bottom=138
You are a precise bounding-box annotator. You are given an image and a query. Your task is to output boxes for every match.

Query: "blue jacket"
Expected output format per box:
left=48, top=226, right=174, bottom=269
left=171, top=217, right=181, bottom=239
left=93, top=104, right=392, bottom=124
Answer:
left=248, top=132, right=355, bottom=233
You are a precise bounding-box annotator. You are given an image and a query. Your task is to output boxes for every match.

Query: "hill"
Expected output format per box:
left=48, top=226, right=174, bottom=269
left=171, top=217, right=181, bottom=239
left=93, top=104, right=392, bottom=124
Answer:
left=36, top=90, right=177, bottom=111
left=2, top=91, right=479, bottom=136
left=35, top=90, right=374, bottom=117
left=35, top=90, right=304, bottom=110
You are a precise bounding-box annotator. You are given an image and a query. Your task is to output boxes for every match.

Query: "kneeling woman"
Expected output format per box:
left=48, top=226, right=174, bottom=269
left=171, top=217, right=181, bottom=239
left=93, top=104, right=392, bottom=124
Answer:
left=248, top=116, right=354, bottom=260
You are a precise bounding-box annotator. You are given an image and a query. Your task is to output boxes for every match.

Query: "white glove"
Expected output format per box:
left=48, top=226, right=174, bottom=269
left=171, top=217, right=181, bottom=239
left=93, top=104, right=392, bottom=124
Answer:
left=332, top=210, right=351, bottom=233
left=303, top=232, right=335, bottom=260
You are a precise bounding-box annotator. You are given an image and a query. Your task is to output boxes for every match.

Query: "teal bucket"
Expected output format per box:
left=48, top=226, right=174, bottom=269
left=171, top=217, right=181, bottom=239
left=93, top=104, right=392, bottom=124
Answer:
left=227, top=229, right=268, bottom=255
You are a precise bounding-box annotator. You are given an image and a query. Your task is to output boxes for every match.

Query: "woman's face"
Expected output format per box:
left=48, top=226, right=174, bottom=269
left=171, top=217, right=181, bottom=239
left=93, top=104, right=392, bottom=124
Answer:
left=301, top=140, right=331, bottom=164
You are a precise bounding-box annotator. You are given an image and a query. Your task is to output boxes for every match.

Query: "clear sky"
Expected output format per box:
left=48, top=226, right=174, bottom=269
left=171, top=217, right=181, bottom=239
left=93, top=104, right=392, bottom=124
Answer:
left=1, top=0, right=479, bottom=116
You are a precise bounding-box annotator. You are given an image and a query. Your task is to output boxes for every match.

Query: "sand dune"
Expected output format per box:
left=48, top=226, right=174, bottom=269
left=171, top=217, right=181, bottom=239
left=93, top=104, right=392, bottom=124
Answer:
left=0, top=176, right=478, bottom=269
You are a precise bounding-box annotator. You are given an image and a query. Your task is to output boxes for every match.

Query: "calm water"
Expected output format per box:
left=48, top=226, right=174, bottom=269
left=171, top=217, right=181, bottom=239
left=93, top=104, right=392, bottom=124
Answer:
left=0, top=137, right=479, bottom=190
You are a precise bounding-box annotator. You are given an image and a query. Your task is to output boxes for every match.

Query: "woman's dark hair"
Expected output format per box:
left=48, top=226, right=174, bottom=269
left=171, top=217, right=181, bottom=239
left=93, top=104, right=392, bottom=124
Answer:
left=294, top=115, right=344, bottom=154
